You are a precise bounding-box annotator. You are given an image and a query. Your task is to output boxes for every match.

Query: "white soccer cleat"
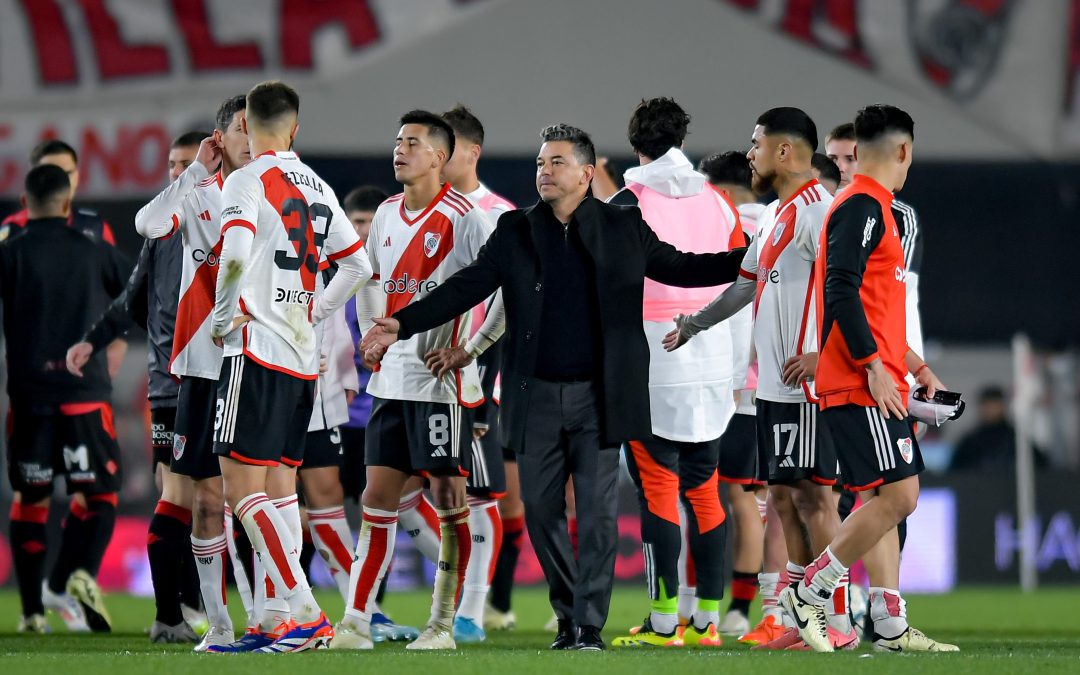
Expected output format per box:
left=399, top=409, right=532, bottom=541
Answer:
left=41, top=582, right=90, bottom=632
left=778, top=587, right=833, bottom=653
left=66, top=569, right=111, bottom=632
left=717, top=609, right=750, bottom=637
left=181, top=603, right=209, bottom=637
left=17, top=613, right=50, bottom=634
left=873, top=626, right=959, bottom=653
left=329, top=621, right=374, bottom=650
left=483, top=605, right=516, bottom=631
left=405, top=623, right=456, bottom=650
left=193, top=625, right=235, bottom=652
left=150, top=620, right=199, bottom=644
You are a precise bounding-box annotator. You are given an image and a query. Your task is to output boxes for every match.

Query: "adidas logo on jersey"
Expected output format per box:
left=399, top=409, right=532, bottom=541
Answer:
left=198, top=210, right=212, bottom=221
left=383, top=236, right=392, bottom=247
left=431, top=445, right=448, bottom=458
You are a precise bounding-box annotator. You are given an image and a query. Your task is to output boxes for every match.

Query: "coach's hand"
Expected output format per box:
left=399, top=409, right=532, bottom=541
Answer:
left=782, top=352, right=818, bottom=387
left=196, top=136, right=223, bottom=174
left=211, top=314, right=253, bottom=347
left=361, top=317, right=400, bottom=364
left=662, top=314, right=693, bottom=352
left=424, top=346, right=473, bottom=379
left=867, top=358, right=907, bottom=420
left=66, top=341, right=93, bottom=377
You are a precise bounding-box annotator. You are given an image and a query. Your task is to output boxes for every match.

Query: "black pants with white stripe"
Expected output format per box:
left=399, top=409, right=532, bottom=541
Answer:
left=824, top=405, right=924, bottom=492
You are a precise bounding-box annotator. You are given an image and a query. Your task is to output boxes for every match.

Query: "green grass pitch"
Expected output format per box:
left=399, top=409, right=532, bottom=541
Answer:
left=1, top=586, right=1078, bottom=674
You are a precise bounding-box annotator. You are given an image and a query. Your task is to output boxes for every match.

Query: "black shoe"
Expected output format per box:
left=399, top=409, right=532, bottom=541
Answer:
left=550, top=619, right=577, bottom=650
left=575, top=625, right=604, bottom=651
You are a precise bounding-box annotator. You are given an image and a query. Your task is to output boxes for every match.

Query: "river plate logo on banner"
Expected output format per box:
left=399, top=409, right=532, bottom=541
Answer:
left=907, top=0, right=1017, bottom=101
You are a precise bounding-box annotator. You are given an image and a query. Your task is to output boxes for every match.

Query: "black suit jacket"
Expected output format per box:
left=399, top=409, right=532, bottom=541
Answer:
left=394, top=196, right=746, bottom=449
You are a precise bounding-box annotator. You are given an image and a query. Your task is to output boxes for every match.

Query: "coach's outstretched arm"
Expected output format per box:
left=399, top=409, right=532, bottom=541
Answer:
left=637, top=209, right=747, bottom=287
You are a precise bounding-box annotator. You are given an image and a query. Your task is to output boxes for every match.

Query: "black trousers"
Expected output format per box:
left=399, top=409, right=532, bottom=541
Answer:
left=517, top=379, right=620, bottom=630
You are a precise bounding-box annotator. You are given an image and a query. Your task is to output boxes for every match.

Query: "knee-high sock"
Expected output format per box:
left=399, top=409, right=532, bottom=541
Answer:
left=308, top=505, right=355, bottom=601
left=431, top=506, right=470, bottom=629
left=489, top=513, right=524, bottom=613
left=759, top=571, right=782, bottom=621
left=457, top=498, right=502, bottom=622
left=729, top=571, right=759, bottom=617
left=343, top=507, right=398, bottom=626
left=399, top=490, right=441, bottom=563
left=828, top=572, right=853, bottom=633
left=80, top=493, right=118, bottom=576
left=234, top=493, right=319, bottom=623
left=676, top=500, right=697, bottom=622
left=224, top=505, right=255, bottom=629
left=10, top=503, right=49, bottom=617
left=48, top=499, right=90, bottom=593
left=681, top=470, right=727, bottom=629
left=148, top=500, right=190, bottom=625
left=191, top=533, right=233, bottom=630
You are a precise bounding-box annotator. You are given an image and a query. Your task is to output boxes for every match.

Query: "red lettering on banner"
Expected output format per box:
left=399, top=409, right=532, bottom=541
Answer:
left=79, top=125, right=171, bottom=190
left=78, top=0, right=170, bottom=80
left=18, top=0, right=79, bottom=85
left=127, top=126, right=171, bottom=188
left=280, top=0, right=381, bottom=69
left=82, top=128, right=127, bottom=187
left=171, top=0, right=263, bottom=72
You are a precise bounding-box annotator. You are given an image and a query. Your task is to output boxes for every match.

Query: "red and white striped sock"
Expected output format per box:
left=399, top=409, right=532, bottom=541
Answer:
left=191, top=533, right=232, bottom=631
left=828, top=572, right=853, bottom=633
left=759, top=571, right=782, bottom=621
left=343, top=506, right=397, bottom=627
left=308, top=505, right=354, bottom=601
left=399, top=490, right=441, bottom=563
left=457, top=497, right=502, bottom=622
left=431, top=506, right=470, bottom=629
left=869, top=587, right=908, bottom=639
left=234, top=493, right=319, bottom=623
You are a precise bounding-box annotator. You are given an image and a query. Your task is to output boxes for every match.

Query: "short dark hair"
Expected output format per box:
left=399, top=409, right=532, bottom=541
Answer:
left=812, top=153, right=841, bottom=185
left=442, top=104, right=484, bottom=146
left=172, top=130, right=208, bottom=149
left=30, top=139, right=77, bottom=166
left=215, top=94, right=247, bottom=132
left=698, top=151, right=752, bottom=189
left=756, top=107, right=818, bottom=151
left=400, top=110, right=456, bottom=159
left=344, top=185, right=389, bottom=213
left=826, top=122, right=855, bottom=143
left=854, top=104, right=915, bottom=144
left=246, top=80, right=299, bottom=128
left=24, top=164, right=70, bottom=208
left=628, top=97, right=690, bottom=159
left=540, top=123, right=595, bottom=165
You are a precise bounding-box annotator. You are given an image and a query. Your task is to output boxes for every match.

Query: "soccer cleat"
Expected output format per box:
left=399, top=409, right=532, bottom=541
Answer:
left=329, top=621, right=374, bottom=651
left=66, top=570, right=111, bottom=632
left=737, top=614, right=785, bottom=646
left=611, top=618, right=683, bottom=648
left=453, top=616, right=487, bottom=644
left=831, top=625, right=860, bottom=650
left=718, top=609, right=750, bottom=637
left=206, top=628, right=279, bottom=653
left=482, top=605, right=516, bottom=631
left=406, top=623, right=456, bottom=650
left=17, top=614, right=50, bottom=634
left=370, top=613, right=420, bottom=642
left=149, top=620, right=199, bottom=644
left=778, top=587, right=833, bottom=653
left=41, top=582, right=89, bottom=632
left=681, top=622, right=723, bottom=647
left=255, top=614, right=334, bottom=653
left=752, top=627, right=805, bottom=651
left=873, top=626, right=959, bottom=653
left=181, top=603, right=209, bottom=637
left=193, top=625, right=235, bottom=652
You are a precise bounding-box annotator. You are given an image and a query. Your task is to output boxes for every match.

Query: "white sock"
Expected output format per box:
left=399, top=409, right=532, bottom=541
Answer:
left=801, top=546, right=848, bottom=607
left=676, top=500, right=698, bottom=622
left=224, top=506, right=256, bottom=629
left=827, top=572, right=853, bottom=633
left=190, top=533, right=233, bottom=631
left=271, top=495, right=302, bottom=554
left=760, top=571, right=782, bottom=621
left=307, top=505, right=355, bottom=601
left=869, top=587, right=908, bottom=639
left=234, top=493, right=319, bottom=623
left=457, top=498, right=501, bottom=623
left=755, top=493, right=768, bottom=523
left=343, top=507, right=398, bottom=627
left=399, top=490, right=441, bottom=563
left=432, top=507, right=470, bottom=629
left=650, top=610, right=678, bottom=634
left=255, top=558, right=290, bottom=633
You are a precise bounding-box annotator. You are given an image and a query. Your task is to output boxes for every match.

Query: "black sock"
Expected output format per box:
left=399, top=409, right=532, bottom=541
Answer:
left=729, top=570, right=759, bottom=616
left=49, top=499, right=91, bottom=593
left=148, top=500, right=190, bottom=625
left=490, top=515, right=525, bottom=613
left=10, top=503, right=49, bottom=617
left=80, top=494, right=117, bottom=576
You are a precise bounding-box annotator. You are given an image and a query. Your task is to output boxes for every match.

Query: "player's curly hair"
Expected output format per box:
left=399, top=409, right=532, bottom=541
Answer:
left=627, top=97, right=690, bottom=160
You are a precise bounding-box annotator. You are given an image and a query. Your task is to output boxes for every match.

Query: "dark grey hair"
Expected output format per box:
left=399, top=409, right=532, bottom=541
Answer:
left=540, top=123, right=596, bottom=166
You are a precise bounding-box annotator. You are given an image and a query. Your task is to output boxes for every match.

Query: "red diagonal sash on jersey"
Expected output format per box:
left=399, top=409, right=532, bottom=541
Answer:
left=383, top=211, right=456, bottom=317
left=261, top=167, right=318, bottom=293
left=754, top=205, right=797, bottom=316
left=170, top=238, right=224, bottom=373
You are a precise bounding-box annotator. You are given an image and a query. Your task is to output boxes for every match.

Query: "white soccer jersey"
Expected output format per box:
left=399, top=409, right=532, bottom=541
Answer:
left=134, top=161, right=225, bottom=380
left=366, top=183, right=494, bottom=405
left=214, top=151, right=366, bottom=379
left=742, top=180, right=833, bottom=404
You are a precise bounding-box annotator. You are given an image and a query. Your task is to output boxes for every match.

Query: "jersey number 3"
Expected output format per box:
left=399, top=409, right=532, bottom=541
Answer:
left=274, top=198, right=330, bottom=279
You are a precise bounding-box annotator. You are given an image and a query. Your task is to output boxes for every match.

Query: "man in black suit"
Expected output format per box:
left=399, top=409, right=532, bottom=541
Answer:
left=361, top=124, right=745, bottom=651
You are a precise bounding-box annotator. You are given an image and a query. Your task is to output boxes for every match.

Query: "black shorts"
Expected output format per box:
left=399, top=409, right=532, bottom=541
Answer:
left=756, top=399, right=837, bottom=486
left=717, top=412, right=763, bottom=489
left=465, top=412, right=506, bottom=498
left=365, top=397, right=470, bottom=477
left=7, top=402, right=122, bottom=496
left=339, top=425, right=366, bottom=499
left=212, top=355, right=315, bottom=467
left=823, top=404, right=924, bottom=491
left=172, top=377, right=221, bottom=480
left=150, top=406, right=176, bottom=468
left=303, top=426, right=344, bottom=469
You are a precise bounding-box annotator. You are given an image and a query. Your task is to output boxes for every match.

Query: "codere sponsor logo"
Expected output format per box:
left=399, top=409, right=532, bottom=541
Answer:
left=383, top=272, right=438, bottom=295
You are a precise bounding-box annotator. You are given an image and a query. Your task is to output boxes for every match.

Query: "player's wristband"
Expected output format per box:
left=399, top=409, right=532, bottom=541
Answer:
left=913, top=363, right=930, bottom=378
